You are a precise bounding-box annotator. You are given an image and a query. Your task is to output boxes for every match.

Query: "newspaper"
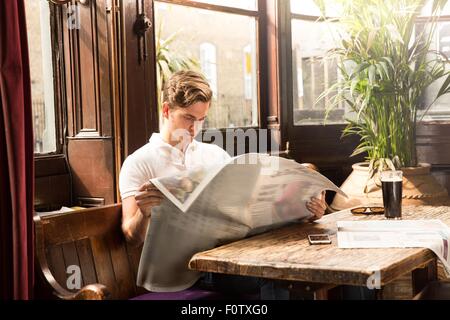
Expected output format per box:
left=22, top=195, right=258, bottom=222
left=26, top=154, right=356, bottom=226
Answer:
left=137, top=153, right=347, bottom=292
left=337, top=220, right=450, bottom=274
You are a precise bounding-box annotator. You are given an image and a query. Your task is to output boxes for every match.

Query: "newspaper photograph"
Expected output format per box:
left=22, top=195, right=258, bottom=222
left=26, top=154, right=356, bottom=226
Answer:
left=337, top=220, right=450, bottom=274
left=150, top=165, right=212, bottom=212
left=137, top=153, right=348, bottom=292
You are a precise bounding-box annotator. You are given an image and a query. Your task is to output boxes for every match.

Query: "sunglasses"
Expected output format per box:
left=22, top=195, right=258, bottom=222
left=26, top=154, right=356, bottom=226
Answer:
left=350, top=206, right=384, bottom=215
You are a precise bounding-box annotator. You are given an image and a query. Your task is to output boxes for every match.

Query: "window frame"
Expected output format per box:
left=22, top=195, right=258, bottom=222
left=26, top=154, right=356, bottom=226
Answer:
left=283, top=2, right=450, bottom=192
left=284, top=2, right=349, bottom=131
left=279, top=0, right=363, bottom=186
left=290, top=11, right=345, bottom=126
left=152, top=0, right=268, bottom=131
left=289, top=8, right=450, bottom=127
left=415, top=14, right=450, bottom=122
left=29, top=1, right=66, bottom=157
left=30, top=2, right=72, bottom=212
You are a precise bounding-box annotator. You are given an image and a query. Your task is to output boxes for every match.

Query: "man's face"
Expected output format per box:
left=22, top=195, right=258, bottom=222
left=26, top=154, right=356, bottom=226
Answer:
left=163, top=101, right=210, bottom=145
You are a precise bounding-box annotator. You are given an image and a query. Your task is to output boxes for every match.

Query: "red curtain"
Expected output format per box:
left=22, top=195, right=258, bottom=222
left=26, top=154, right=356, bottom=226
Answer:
left=0, top=0, right=34, bottom=300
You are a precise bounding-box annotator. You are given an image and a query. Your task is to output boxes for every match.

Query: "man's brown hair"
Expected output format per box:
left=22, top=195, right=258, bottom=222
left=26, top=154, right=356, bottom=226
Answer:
left=163, top=70, right=212, bottom=109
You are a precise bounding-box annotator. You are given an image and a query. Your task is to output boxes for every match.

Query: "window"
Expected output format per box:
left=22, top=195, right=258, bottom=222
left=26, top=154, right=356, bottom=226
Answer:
left=417, top=16, right=450, bottom=121
left=290, top=0, right=450, bottom=124
left=188, top=0, right=257, bottom=11
left=420, top=1, right=450, bottom=16
left=25, top=0, right=57, bottom=153
left=290, top=0, right=342, bottom=17
left=154, top=1, right=259, bottom=129
left=290, top=1, right=345, bottom=125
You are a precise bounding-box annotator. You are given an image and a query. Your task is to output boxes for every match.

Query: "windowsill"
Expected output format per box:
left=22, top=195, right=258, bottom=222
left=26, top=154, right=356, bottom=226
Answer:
left=34, top=206, right=86, bottom=217
left=34, top=152, right=65, bottom=159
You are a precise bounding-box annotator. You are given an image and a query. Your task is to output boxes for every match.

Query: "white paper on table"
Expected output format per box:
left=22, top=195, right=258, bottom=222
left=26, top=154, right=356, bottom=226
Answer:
left=337, top=219, right=450, bottom=275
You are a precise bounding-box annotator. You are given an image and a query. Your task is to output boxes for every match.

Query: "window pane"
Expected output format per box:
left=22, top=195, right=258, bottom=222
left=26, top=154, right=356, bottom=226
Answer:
left=418, top=22, right=450, bottom=121
left=155, top=2, right=259, bottom=129
left=420, top=0, right=450, bottom=16
left=25, top=0, right=56, bottom=153
left=290, top=0, right=321, bottom=15
left=290, top=0, right=342, bottom=17
left=291, top=19, right=345, bottom=125
left=188, top=0, right=257, bottom=11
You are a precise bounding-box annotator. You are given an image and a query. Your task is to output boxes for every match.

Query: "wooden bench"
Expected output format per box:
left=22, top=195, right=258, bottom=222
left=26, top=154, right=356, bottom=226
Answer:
left=34, top=204, right=146, bottom=299
left=34, top=204, right=230, bottom=300
left=33, top=161, right=325, bottom=300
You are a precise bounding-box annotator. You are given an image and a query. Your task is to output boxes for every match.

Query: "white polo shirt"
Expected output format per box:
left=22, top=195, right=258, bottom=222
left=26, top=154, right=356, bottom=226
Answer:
left=119, top=133, right=231, bottom=200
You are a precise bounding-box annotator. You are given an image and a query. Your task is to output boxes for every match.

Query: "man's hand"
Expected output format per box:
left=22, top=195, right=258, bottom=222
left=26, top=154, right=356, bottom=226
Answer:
left=135, top=181, right=165, bottom=218
left=306, top=191, right=327, bottom=221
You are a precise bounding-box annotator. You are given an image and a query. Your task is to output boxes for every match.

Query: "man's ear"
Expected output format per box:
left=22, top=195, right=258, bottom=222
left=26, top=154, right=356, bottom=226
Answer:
left=162, top=102, right=170, bottom=119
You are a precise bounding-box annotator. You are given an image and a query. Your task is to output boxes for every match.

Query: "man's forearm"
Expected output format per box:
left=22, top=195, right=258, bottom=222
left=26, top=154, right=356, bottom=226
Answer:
left=123, top=208, right=150, bottom=246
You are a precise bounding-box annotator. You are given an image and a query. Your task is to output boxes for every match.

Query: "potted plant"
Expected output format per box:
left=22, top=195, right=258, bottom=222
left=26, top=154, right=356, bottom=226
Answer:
left=315, top=0, right=450, bottom=210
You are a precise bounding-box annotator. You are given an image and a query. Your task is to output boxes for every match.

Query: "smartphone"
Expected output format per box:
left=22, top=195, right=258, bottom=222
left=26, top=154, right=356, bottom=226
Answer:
left=308, top=234, right=332, bottom=245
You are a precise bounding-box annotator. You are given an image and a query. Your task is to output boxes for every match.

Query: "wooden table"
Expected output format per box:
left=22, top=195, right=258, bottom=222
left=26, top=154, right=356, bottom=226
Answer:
left=189, top=205, right=450, bottom=299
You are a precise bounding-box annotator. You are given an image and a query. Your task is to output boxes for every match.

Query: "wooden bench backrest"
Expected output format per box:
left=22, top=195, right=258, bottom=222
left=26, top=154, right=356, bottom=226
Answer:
left=34, top=204, right=145, bottom=299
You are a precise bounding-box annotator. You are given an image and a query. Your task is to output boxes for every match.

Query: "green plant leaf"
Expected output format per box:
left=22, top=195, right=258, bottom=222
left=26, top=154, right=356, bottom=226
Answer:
left=155, top=25, right=200, bottom=111
left=315, top=0, right=450, bottom=168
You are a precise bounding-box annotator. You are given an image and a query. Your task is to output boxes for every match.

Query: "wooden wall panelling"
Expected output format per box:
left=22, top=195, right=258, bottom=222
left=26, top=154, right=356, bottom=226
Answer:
left=416, top=122, right=450, bottom=164
left=431, top=167, right=450, bottom=194
left=62, top=0, right=117, bottom=205
left=67, top=138, right=115, bottom=205
left=121, top=0, right=159, bottom=156
left=417, top=121, right=450, bottom=193
left=285, top=121, right=450, bottom=194
left=62, top=0, right=112, bottom=137
left=287, top=125, right=364, bottom=189
left=34, top=155, right=72, bottom=210
left=78, top=1, right=100, bottom=134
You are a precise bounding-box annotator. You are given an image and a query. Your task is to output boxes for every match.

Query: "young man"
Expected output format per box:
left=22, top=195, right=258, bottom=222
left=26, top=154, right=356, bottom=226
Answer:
left=119, top=70, right=327, bottom=296
left=120, top=70, right=232, bottom=245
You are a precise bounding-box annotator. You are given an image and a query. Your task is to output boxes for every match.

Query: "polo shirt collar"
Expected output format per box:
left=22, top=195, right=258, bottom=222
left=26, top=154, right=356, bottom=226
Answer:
left=149, top=133, right=198, bottom=164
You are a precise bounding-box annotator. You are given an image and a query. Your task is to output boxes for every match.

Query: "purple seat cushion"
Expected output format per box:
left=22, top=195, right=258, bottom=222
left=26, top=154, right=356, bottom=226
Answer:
left=130, top=288, right=225, bottom=300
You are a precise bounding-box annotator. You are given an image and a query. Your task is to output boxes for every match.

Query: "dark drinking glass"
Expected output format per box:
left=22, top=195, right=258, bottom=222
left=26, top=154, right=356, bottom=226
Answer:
left=381, top=170, right=403, bottom=220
